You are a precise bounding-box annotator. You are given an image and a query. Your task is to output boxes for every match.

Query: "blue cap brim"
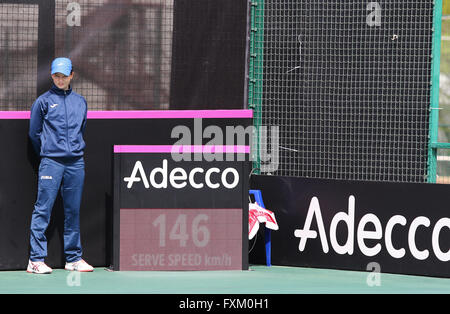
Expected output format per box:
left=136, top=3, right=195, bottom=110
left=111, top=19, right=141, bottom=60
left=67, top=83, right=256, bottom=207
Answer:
left=51, top=67, right=71, bottom=76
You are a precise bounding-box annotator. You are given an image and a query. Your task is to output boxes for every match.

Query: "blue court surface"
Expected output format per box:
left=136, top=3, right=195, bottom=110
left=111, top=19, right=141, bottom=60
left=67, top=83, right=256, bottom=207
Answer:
left=1, top=265, right=449, bottom=294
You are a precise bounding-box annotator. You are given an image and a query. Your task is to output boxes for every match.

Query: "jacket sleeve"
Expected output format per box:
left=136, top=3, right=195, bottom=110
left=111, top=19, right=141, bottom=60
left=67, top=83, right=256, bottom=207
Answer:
left=81, top=97, right=88, bottom=135
left=29, top=98, right=44, bottom=155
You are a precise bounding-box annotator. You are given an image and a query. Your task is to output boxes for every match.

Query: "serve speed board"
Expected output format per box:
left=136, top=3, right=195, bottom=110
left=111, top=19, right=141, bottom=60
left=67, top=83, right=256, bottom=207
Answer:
left=112, top=145, right=249, bottom=271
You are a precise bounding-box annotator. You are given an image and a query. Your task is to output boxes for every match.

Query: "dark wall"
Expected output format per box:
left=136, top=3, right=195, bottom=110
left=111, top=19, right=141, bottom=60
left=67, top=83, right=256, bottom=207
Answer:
left=1, top=0, right=248, bottom=111
left=170, top=0, right=249, bottom=109
left=0, top=115, right=251, bottom=270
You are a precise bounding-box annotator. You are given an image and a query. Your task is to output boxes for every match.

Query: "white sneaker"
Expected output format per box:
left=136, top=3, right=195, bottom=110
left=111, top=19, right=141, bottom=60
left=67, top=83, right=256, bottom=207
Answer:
left=27, top=260, right=52, bottom=274
left=65, top=259, right=94, bottom=272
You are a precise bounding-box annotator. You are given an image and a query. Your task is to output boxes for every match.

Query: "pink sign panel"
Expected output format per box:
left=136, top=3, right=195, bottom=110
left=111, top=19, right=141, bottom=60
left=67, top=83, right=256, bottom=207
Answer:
left=120, top=208, right=242, bottom=271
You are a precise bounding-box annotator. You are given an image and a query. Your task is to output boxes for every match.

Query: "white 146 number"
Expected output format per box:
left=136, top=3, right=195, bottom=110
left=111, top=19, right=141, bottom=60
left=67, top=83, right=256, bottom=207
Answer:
left=152, top=214, right=210, bottom=248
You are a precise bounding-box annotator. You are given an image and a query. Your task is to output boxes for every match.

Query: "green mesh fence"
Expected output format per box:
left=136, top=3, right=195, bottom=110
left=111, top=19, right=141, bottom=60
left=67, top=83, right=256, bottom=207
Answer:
left=249, top=0, right=442, bottom=183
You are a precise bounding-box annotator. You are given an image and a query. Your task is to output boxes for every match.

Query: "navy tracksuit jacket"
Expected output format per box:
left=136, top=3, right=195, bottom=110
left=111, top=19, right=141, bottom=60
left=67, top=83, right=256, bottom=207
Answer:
left=28, top=84, right=88, bottom=263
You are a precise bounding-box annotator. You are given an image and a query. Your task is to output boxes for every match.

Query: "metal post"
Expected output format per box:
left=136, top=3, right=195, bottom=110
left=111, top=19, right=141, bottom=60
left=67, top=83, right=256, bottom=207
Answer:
left=248, top=0, right=264, bottom=174
left=428, top=0, right=443, bottom=183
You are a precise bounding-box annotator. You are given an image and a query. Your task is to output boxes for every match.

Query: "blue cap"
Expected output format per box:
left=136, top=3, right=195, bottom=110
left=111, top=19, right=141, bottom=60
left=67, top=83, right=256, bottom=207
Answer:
left=51, top=57, right=72, bottom=76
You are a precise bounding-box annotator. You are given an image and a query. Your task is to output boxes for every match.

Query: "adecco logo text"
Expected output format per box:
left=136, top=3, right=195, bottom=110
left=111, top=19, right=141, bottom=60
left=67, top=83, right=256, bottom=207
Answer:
left=124, top=159, right=239, bottom=189
left=294, top=196, right=450, bottom=262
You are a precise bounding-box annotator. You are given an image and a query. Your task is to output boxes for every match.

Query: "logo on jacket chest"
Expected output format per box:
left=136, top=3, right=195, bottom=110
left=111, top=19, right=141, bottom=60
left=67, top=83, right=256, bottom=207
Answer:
left=50, top=104, right=59, bottom=109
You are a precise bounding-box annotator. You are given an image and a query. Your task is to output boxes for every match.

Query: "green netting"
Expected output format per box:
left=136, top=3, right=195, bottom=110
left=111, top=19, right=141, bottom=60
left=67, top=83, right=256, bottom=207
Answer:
left=249, top=0, right=439, bottom=183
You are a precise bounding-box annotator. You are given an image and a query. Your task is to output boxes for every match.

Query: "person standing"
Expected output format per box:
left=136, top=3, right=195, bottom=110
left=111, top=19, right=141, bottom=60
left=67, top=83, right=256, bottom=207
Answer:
left=27, top=57, right=93, bottom=274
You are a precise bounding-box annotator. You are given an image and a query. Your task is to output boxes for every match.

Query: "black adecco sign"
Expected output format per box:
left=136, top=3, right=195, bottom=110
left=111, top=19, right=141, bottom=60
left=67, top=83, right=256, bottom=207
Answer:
left=112, top=145, right=249, bottom=271
left=250, top=175, right=450, bottom=278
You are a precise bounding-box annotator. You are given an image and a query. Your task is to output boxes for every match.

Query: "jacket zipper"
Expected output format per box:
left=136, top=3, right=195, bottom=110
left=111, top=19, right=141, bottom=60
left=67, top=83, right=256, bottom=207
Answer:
left=64, top=91, right=71, bottom=152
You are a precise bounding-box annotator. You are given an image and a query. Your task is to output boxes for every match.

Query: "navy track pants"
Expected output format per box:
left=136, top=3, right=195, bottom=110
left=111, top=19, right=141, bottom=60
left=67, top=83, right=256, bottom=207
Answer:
left=29, top=156, right=85, bottom=263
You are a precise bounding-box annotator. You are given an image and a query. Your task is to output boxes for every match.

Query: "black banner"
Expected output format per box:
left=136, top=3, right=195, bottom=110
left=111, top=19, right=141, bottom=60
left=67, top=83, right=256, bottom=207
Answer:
left=251, top=175, right=450, bottom=278
left=118, top=153, right=248, bottom=209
